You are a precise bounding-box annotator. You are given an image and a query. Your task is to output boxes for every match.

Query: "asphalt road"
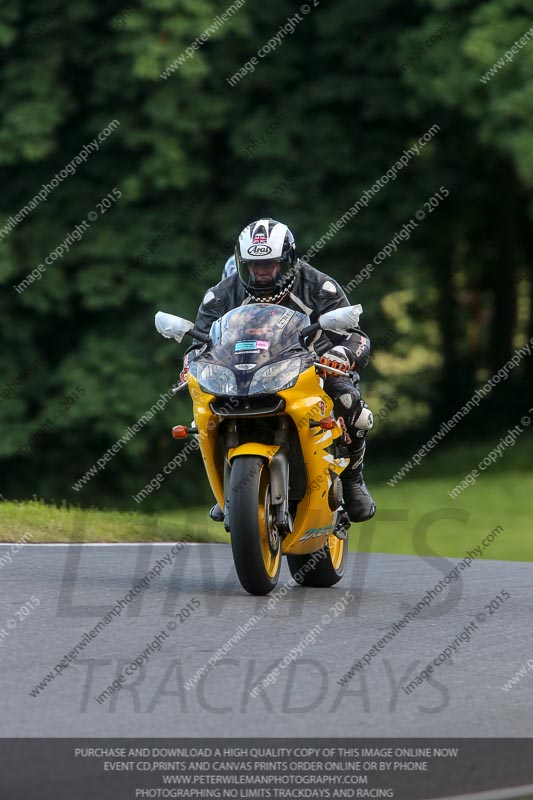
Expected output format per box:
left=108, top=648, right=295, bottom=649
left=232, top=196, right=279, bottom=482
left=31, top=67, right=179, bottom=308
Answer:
left=1, top=542, right=532, bottom=737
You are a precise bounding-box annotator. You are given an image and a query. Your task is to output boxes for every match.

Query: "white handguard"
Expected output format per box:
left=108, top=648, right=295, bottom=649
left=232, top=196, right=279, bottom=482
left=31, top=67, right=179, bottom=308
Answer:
left=319, top=304, right=362, bottom=333
left=155, top=311, right=194, bottom=342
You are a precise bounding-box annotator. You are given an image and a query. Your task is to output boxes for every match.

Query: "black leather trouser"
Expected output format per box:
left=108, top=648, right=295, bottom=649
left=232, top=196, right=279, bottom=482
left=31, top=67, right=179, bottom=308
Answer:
left=323, top=373, right=366, bottom=453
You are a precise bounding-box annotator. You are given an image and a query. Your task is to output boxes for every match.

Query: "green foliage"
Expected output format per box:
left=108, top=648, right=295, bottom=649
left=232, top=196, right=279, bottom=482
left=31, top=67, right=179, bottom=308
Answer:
left=1, top=0, right=532, bottom=508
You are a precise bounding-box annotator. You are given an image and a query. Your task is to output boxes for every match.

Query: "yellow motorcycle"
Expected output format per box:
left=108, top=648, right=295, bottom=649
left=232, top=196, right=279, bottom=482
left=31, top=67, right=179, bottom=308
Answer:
left=155, top=302, right=362, bottom=596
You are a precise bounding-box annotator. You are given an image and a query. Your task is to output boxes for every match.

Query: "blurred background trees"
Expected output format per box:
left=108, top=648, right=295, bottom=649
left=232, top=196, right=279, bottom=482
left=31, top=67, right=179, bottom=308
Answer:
left=1, top=0, right=532, bottom=508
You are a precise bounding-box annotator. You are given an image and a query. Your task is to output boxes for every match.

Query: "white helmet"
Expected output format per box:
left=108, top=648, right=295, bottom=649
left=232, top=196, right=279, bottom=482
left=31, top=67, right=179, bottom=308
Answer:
left=235, top=218, right=297, bottom=300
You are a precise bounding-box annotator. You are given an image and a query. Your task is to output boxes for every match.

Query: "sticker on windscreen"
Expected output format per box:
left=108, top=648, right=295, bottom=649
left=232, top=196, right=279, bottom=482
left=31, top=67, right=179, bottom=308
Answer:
left=274, top=309, right=294, bottom=329
left=235, top=340, right=270, bottom=353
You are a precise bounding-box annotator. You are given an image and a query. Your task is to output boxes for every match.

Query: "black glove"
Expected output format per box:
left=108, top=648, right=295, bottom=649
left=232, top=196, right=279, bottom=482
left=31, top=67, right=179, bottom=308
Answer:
left=317, top=346, right=355, bottom=377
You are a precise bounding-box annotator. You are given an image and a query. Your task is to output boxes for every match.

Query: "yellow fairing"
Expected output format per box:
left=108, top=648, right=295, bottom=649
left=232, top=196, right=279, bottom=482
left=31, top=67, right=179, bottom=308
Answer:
left=227, top=443, right=280, bottom=463
left=278, top=365, right=348, bottom=555
left=186, top=375, right=225, bottom=507
left=187, top=366, right=348, bottom=556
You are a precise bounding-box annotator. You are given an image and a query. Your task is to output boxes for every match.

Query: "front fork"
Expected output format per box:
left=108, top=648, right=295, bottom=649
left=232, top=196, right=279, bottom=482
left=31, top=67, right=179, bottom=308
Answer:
left=223, top=421, right=237, bottom=532
left=223, top=417, right=293, bottom=535
left=270, top=416, right=293, bottom=534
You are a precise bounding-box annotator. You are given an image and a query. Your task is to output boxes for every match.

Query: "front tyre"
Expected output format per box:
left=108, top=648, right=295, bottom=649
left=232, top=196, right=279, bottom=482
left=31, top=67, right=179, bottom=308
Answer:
left=287, top=531, right=348, bottom=588
left=229, top=455, right=282, bottom=595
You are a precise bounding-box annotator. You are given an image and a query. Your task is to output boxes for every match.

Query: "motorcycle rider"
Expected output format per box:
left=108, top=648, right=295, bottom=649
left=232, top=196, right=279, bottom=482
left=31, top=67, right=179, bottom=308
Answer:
left=185, top=218, right=376, bottom=524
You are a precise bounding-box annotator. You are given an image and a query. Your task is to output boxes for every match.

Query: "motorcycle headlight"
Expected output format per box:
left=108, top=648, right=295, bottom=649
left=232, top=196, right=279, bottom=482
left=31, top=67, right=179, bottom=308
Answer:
left=197, top=363, right=237, bottom=395
left=248, top=357, right=301, bottom=395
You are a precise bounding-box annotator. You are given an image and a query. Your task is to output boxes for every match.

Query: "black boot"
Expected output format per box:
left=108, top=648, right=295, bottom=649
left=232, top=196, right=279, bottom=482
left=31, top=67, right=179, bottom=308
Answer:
left=340, top=439, right=376, bottom=523
left=209, top=503, right=224, bottom=522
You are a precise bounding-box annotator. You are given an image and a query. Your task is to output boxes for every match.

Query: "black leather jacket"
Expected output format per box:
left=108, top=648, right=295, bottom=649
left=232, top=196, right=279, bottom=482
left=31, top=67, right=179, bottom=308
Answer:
left=191, top=260, right=371, bottom=370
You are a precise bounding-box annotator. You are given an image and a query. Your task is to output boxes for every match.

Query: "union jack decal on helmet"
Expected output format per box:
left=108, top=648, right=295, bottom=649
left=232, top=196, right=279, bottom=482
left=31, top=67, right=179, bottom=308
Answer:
left=235, top=218, right=297, bottom=301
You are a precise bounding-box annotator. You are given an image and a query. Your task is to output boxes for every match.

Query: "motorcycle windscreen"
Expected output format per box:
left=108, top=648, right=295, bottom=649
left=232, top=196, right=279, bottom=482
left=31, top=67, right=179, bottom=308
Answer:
left=208, top=303, right=311, bottom=368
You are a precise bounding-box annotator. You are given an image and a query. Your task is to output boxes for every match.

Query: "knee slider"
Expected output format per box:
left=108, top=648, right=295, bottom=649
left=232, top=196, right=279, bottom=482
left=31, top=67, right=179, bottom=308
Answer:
left=354, top=403, right=373, bottom=431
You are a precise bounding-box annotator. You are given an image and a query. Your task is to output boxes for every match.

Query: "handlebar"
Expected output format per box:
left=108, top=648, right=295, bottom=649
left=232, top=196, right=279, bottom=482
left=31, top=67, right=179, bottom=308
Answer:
left=313, top=360, right=356, bottom=379
left=170, top=381, right=189, bottom=395
left=188, top=327, right=210, bottom=344
left=301, top=322, right=321, bottom=339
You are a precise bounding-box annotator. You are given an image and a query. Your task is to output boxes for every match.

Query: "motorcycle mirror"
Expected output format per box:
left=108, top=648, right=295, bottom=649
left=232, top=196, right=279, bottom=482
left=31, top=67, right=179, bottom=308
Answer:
left=155, top=311, right=195, bottom=343
left=318, top=304, right=362, bottom=333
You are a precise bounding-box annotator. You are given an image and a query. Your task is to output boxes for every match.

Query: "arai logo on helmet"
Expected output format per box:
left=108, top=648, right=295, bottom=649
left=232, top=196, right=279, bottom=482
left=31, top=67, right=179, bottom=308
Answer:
left=247, top=244, right=272, bottom=256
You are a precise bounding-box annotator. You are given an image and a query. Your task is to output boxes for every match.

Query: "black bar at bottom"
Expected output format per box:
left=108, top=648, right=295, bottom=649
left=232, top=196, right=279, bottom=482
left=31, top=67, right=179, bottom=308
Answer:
left=0, top=738, right=532, bottom=800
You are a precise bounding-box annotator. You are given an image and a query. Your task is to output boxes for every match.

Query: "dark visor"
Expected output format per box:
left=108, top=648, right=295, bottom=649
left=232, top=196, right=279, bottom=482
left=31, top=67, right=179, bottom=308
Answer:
left=243, top=259, right=284, bottom=267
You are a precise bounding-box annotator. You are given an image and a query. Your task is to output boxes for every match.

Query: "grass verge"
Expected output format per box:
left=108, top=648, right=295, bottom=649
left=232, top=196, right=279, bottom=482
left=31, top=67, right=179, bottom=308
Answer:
left=0, top=500, right=227, bottom=544
left=1, top=443, right=532, bottom=561
left=355, top=470, right=533, bottom=562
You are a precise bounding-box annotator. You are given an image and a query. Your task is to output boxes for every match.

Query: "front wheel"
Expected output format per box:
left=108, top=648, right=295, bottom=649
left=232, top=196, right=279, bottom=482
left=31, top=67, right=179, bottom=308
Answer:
left=287, top=530, right=348, bottom=588
left=228, top=455, right=282, bottom=595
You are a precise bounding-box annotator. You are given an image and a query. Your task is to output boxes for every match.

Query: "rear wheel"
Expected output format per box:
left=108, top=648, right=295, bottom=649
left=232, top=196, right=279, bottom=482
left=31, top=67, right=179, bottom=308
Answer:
left=287, top=529, right=347, bottom=587
left=229, top=455, right=282, bottom=595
